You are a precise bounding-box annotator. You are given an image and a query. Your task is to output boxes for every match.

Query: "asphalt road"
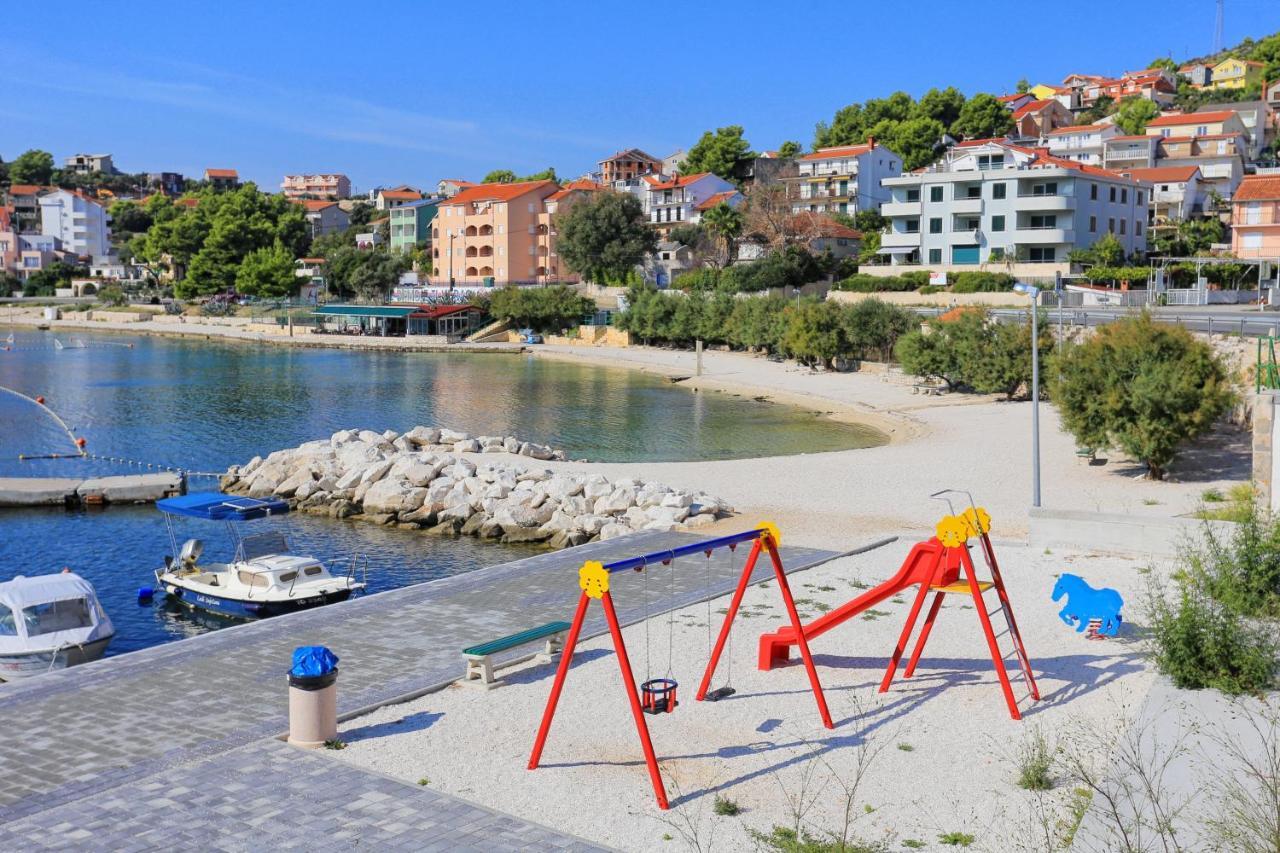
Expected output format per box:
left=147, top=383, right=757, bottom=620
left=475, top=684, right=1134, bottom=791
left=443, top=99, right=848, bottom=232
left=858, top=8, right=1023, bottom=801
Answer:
left=916, top=305, right=1280, bottom=338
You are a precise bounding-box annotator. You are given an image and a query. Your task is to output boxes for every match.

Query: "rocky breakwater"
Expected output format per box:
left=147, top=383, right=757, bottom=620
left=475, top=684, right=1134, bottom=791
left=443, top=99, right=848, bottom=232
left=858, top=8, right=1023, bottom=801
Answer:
left=219, top=427, right=733, bottom=549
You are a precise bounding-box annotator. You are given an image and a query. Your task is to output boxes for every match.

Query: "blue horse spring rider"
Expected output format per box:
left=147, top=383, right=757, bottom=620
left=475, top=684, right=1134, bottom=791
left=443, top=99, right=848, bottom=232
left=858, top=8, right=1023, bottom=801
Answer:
left=1052, top=573, right=1123, bottom=637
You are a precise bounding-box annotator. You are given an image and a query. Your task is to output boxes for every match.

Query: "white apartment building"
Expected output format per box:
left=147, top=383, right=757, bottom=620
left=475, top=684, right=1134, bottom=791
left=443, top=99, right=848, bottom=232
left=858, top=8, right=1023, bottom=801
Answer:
left=878, top=141, right=1148, bottom=273
left=785, top=140, right=903, bottom=215
left=1119, top=165, right=1203, bottom=221
left=641, top=172, right=737, bottom=230
left=1043, top=124, right=1118, bottom=166
left=38, top=189, right=111, bottom=259
left=63, top=153, right=116, bottom=175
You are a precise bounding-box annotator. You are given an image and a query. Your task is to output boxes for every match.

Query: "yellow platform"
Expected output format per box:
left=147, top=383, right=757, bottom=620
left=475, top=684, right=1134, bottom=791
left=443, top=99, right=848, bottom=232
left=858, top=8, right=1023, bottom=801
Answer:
left=930, top=580, right=994, bottom=595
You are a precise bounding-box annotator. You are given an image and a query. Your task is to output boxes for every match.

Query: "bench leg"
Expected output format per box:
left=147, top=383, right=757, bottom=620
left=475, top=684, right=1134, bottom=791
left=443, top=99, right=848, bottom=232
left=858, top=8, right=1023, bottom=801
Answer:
left=463, top=656, right=501, bottom=690
left=539, top=632, right=567, bottom=663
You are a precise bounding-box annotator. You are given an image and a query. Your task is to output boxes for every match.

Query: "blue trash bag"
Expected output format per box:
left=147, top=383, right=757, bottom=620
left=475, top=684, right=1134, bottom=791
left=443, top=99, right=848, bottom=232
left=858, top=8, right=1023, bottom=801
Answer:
left=290, top=646, right=339, bottom=677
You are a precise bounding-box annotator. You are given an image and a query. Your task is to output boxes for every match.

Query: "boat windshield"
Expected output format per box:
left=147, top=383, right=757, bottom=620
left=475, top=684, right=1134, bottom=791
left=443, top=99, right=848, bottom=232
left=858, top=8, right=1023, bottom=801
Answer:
left=22, top=598, right=93, bottom=636
left=0, top=605, right=16, bottom=636
left=237, top=570, right=270, bottom=589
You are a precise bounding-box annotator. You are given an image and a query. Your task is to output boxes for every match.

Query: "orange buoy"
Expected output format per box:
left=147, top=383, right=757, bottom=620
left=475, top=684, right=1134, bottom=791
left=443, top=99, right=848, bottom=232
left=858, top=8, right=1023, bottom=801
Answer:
left=36, top=396, right=45, bottom=404
left=76, top=437, right=87, bottom=449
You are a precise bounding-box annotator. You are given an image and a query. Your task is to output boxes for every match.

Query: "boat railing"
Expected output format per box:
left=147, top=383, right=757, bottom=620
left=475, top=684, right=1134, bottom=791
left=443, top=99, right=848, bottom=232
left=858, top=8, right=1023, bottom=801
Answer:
left=339, top=555, right=369, bottom=591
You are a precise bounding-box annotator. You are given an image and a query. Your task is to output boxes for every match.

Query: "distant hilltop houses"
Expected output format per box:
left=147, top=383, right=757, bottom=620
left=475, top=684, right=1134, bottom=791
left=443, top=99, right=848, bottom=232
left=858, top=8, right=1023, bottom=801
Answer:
left=3, top=33, right=1280, bottom=292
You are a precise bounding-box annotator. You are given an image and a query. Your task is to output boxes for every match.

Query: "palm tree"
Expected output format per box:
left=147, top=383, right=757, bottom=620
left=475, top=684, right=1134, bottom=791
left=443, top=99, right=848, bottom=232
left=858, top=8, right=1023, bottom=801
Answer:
left=701, top=202, right=744, bottom=267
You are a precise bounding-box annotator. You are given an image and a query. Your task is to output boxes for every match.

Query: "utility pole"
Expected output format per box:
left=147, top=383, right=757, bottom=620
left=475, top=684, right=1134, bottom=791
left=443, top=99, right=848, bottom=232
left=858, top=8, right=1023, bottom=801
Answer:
left=1213, top=0, right=1224, bottom=54
left=1014, top=282, right=1042, bottom=508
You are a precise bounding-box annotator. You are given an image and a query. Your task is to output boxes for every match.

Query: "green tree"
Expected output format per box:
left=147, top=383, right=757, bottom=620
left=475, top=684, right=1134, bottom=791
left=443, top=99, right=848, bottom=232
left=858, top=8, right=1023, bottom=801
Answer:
left=1113, top=97, right=1162, bottom=135
left=814, top=103, right=868, bottom=149
left=482, top=169, right=517, bottom=184
left=1149, top=57, right=1178, bottom=71
left=853, top=210, right=886, bottom=234
left=681, top=126, right=755, bottom=178
left=556, top=191, right=656, bottom=283
left=347, top=252, right=409, bottom=302
left=776, top=140, right=802, bottom=159
left=1078, top=94, right=1116, bottom=124
left=915, top=87, right=966, bottom=129
left=701, top=202, right=744, bottom=266
left=9, top=149, right=54, bottom=184
left=488, top=285, right=593, bottom=332
left=886, top=116, right=947, bottom=170
left=235, top=241, right=297, bottom=298
left=1050, top=313, right=1235, bottom=479
left=781, top=299, right=845, bottom=366
left=0, top=156, right=8, bottom=186
left=519, top=167, right=557, bottom=182
left=841, top=298, right=913, bottom=361
left=895, top=326, right=964, bottom=389
left=108, top=200, right=152, bottom=234
left=1015, top=78, right=1031, bottom=93
left=1090, top=232, right=1126, bottom=266
left=950, top=94, right=1014, bottom=140
left=863, top=91, right=915, bottom=127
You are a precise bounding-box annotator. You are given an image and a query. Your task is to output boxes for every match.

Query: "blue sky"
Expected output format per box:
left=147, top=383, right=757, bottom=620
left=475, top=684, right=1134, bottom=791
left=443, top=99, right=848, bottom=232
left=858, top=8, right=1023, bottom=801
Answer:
left=2, top=0, right=1279, bottom=193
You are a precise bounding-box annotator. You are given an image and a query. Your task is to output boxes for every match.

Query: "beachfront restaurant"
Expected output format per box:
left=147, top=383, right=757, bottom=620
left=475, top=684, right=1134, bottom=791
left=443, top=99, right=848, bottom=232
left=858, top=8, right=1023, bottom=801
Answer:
left=313, top=304, right=483, bottom=339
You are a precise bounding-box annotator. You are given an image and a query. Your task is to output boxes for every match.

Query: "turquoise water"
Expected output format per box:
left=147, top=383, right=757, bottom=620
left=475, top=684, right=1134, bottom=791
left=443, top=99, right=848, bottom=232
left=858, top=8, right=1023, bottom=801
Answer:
left=0, top=330, right=884, bottom=655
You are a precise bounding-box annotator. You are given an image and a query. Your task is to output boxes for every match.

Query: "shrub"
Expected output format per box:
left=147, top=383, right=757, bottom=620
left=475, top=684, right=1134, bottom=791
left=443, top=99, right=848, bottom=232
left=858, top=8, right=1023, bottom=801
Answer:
left=717, top=246, right=826, bottom=294
left=1050, top=313, right=1235, bottom=479
left=96, top=284, right=127, bottom=307
left=834, top=271, right=929, bottom=293
left=1015, top=727, right=1055, bottom=791
left=950, top=271, right=1015, bottom=293
left=1147, top=579, right=1276, bottom=693
left=841, top=298, right=913, bottom=362
left=671, top=267, right=720, bottom=292
left=487, top=285, right=594, bottom=333
left=712, top=795, right=742, bottom=816
left=1190, top=496, right=1280, bottom=620
left=782, top=299, right=845, bottom=366
left=895, top=309, right=1048, bottom=398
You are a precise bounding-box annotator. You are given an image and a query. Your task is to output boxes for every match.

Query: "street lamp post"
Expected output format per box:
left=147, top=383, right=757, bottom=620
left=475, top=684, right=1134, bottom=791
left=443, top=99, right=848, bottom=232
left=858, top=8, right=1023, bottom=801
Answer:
left=1013, top=282, right=1041, bottom=508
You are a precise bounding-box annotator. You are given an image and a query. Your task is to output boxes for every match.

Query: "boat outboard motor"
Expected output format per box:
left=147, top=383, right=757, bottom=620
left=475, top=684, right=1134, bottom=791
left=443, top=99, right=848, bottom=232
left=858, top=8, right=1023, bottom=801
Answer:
left=179, top=539, right=204, bottom=570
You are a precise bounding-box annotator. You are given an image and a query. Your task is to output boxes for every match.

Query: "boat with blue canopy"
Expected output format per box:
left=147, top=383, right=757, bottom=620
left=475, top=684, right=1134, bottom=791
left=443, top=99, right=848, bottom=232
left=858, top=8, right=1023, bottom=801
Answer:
left=153, top=493, right=366, bottom=619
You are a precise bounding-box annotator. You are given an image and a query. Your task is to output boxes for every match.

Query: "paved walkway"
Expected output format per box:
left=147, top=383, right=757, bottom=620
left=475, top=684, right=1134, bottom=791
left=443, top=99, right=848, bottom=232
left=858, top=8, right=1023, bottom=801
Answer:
left=0, top=531, right=833, bottom=848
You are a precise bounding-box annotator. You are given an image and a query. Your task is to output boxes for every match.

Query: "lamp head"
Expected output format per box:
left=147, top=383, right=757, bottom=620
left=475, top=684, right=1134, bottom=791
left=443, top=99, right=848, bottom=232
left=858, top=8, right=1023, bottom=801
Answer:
left=1013, top=282, right=1040, bottom=296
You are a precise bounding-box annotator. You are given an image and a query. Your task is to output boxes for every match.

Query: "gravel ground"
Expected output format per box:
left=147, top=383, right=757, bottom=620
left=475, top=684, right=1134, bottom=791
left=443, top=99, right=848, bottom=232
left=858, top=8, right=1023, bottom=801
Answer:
left=329, top=538, right=1163, bottom=852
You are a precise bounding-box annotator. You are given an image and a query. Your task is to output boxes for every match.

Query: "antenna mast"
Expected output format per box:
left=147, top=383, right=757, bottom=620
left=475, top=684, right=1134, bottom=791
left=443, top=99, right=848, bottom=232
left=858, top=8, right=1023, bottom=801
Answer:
left=1213, top=0, right=1224, bottom=54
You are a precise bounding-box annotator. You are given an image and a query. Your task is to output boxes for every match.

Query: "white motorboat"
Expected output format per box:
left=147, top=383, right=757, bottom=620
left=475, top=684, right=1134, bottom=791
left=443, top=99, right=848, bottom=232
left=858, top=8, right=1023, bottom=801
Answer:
left=0, top=572, right=115, bottom=680
left=153, top=493, right=366, bottom=619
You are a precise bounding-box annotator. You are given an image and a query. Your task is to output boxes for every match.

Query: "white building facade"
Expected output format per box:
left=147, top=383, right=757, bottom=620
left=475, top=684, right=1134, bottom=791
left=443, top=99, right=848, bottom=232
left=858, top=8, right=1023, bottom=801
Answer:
left=38, top=190, right=111, bottom=259
left=786, top=141, right=903, bottom=215
left=878, top=141, right=1148, bottom=273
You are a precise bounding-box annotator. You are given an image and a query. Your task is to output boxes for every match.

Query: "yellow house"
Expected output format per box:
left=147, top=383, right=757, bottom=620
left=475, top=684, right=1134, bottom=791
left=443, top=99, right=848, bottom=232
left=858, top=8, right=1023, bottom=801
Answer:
left=1028, top=83, right=1059, bottom=100
left=1210, top=57, right=1265, bottom=90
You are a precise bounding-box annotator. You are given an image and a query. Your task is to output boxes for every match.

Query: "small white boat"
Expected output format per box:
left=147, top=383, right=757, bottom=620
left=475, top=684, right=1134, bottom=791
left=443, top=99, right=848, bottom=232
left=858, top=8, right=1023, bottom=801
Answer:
left=154, top=493, right=366, bottom=619
left=0, top=572, right=115, bottom=680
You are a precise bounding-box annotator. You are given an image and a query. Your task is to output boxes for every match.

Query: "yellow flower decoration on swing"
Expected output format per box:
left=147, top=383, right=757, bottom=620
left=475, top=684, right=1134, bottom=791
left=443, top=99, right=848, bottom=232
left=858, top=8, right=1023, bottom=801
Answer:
left=756, top=521, right=782, bottom=548
left=579, top=561, right=610, bottom=599
left=935, top=515, right=970, bottom=548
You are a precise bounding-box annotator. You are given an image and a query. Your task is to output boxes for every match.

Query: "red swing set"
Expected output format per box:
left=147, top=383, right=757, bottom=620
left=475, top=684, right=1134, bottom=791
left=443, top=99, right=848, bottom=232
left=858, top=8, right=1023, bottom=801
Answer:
left=527, top=522, right=831, bottom=810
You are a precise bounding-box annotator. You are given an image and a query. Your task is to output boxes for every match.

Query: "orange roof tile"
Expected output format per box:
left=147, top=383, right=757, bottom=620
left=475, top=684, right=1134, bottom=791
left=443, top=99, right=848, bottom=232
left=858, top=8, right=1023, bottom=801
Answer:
left=1046, top=124, right=1109, bottom=135
left=997, top=93, right=1031, bottom=103
left=1147, top=110, right=1236, bottom=126
left=1119, top=165, right=1201, bottom=183
left=297, top=257, right=327, bottom=264
left=1233, top=176, right=1280, bottom=201
left=546, top=179, right=605, bottom=201
left=600, top=148, right=660, bottom=165
left=204, top=168, right=238, bottom=178
left=645, top=173, right=713, bottom=190
left=438, top=180, right=559, bottom=207
left=7, top=184, right=44, bottom=196
left=799, top=145, right=873, bottom=160
left=295, top=199, right=337, bottom=210
left=695, top=190, right=740, bottom=211
left=379, top=189, right=422, bottom=200
left=1011, top=99, right=1056, bottom=119
left=789, top=212, right=861, bottom=240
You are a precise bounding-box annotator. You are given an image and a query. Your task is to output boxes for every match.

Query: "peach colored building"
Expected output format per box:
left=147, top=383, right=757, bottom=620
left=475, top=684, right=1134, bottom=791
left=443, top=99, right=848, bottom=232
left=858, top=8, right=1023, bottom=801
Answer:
left=281, top=173, right=351, bottom=200
left=1232, top=175, right=1280, bottom=260
left=598, top=148, right=662, bottom=185
left=431, top=180, right=563, bottom=284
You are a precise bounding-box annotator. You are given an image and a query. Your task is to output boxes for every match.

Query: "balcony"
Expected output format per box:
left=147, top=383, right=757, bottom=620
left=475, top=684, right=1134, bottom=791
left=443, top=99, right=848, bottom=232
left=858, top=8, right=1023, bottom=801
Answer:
left=948, top=229, right=982, bottom=243
left=1015, top=194, right=1075, bottom=211
left=1014, top=227, right=1075, bottom=244
left=881, top=200, right=921, bottom=217
left=951, top=198, right=982, bottom=214
left=881, top=231, right=922, bottom=249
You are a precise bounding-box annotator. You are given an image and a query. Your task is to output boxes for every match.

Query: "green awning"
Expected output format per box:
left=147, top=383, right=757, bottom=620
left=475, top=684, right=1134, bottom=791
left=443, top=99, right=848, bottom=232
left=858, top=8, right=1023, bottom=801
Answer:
left=313, top=305, right=416, bottom=318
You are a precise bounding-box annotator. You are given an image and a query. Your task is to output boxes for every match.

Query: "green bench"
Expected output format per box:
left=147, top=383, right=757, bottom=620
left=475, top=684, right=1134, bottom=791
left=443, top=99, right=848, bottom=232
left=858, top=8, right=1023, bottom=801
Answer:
left=462, top=621, right=571, bottom=689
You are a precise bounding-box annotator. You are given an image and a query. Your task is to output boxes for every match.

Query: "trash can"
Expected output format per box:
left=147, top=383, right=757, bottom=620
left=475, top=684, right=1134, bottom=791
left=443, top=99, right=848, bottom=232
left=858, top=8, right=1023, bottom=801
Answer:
left=43, top=307, right=60, bottom=321
left=287, top=646, right=339, bottom=749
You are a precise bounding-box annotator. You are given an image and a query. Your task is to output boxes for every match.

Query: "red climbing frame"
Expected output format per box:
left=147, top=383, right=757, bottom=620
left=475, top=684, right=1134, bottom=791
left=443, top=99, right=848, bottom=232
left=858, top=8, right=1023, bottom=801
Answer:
left=527, top=524, right=833, bottom=810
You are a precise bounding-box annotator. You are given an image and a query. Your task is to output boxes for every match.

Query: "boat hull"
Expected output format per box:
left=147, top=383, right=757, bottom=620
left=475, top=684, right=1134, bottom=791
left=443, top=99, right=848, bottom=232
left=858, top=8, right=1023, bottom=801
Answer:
left=0, top=636, right=113, bottom=681
left=162, top=583, right=354, bottom=620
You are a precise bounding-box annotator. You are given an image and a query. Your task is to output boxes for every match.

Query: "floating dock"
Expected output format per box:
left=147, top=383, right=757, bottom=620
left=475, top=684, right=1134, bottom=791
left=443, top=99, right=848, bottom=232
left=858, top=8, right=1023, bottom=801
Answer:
left=0, top=473, right=184, bottom=507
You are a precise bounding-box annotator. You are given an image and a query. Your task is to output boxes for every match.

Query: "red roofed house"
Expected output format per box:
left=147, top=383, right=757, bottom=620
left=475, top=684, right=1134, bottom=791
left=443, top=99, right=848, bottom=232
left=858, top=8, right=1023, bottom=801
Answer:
left=1231, top=175, right=1280, bottom=259
left=598, top=148, right=663, bottom=185
left=293, top=199, right=351, bottom=237
left=1043, top=124, right=1119, bottom=166
left=997, top=93, right=1035, bottom=111
left=1104, top=135, right=1160, bottom=170
left=203, top=168, right=239, bottom=191
left=642, top=172, right=738, bottom=234
left=1146, top=111, right=1249, bottom=199
left=281, top=173, right=351, bottom=200
left=4, top=184, right=48, bottom=231
left=431, top=180, right=564, bottom=284
left=375, top=187, right=423, bottom=210
left=784, top=139, right=903, bottom=216
left=1118, top=165, right=1204, bottom=222
left=1080, top=68, right=1177, bottom=108
left=1011, top=99, right=1073, bottom=139
left=436, top=179, right=477, bottom=198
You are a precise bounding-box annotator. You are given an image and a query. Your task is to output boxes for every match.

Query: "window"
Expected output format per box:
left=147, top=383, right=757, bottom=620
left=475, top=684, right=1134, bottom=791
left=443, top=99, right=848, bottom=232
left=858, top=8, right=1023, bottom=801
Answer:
left=906, top=188, right=920, bottom=202
left=1246, top=202, right=1262, bottom=225
left=1090, top=184, right=1098, bottom=200
left=1108, top=217, right=1116, bottom=232
left=1160, top=129, right=1171, bottom=138
left=930, top=186, right=943, bottom=202
left=20, top=599, right=93, bottom=636
left=929, top=217, right=943, bottom=234
left=1089, top=215, right=1097, bottom=233
left=1120, top=220, right=1126, bottom=235
left=1029, top=214, right=1056, bottom=229
left=1195, top=125, right=1208, bottom=137
left=977, top=154, right=1006, bottom=170
left=305, top=566, right=323, bottom=576
left=962, top=217, right=980, bottom=230
left=527, top=203, right=535, bottom=213
left=1137, top=191, right=1144, bottom=206
left=1121, top=188, right=1127, bottom=204
left=1028, top=247, right=1056, bottom=262
left=991, top=215, right=1005, bottom=232
left=904, top=218, right=919, bottom=234
left=1109, top=187, right=1116, bottom=202
left=964, top=185, right=981, bottom=199
left=1030, top=182, right=1057, bottom=196
left=951, top=244, right=980, bottom=264
left=1136, top=221, right=1143, bottom=236
left=992, top=183, right=1006, bottom=200
left=0, top=605, right=15, bottom=636
left=928, top=248, right=942, bottom=263
left=1244, top=234, right=1263, bottom=249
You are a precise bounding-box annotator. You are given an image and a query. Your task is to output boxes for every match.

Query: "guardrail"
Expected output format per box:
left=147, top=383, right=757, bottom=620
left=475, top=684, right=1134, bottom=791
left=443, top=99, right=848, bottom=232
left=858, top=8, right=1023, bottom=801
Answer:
left=910, top=305, right=1280, bottom=339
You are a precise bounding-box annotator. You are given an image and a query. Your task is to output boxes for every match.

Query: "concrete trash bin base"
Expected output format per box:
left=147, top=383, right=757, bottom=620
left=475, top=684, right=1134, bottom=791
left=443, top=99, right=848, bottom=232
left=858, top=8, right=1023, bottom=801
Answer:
left=287, top=669, right=338, bottom=748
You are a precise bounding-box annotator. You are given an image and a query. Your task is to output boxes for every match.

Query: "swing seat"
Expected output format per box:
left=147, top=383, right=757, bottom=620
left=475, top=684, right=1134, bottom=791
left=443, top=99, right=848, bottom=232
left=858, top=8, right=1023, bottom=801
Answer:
left=703, top=685, right=736, bottom=702
left=641, top=678, right=678, bottom=715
